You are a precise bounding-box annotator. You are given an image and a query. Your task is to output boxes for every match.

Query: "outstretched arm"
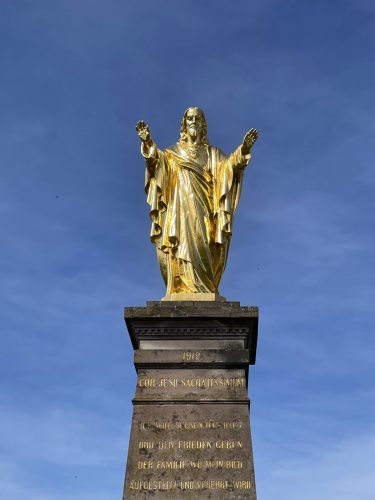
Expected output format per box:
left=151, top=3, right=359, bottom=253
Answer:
left=137, top=120, right=168, bottom=234
left=241, top=128, right=258, bottom=156
left=136, top=120, right=160, bottom=176
left=226, top=128, right=259, bottom=174
left=136, top=120, right=155, bottom=156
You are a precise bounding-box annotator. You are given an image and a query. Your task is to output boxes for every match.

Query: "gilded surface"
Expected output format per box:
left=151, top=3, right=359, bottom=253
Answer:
left=136, top=107, right=258, bottom=298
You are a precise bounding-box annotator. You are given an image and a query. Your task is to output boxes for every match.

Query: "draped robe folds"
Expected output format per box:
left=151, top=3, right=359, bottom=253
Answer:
left=143, top=141, right=251, bottom=295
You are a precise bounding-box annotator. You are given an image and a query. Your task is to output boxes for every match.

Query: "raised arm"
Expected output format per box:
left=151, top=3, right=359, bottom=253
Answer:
left=137, top=119, right=158, bottom=154
left=225, top=127, right=259, bottom=173
left=136, top=120, right=159, bottom=174
left=241, top=128, right=258, bottom=157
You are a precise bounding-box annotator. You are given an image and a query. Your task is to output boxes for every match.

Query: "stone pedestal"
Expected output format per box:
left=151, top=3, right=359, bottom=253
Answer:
left=122, top=301, right=259, bottom=499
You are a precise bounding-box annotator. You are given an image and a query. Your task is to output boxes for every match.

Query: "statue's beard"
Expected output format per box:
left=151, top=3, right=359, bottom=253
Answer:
left=188, top=127, right=199, bottom=140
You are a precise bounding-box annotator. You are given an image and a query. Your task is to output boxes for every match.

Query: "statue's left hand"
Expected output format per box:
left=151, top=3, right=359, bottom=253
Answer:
left=241, top=128, right=258, bottom=155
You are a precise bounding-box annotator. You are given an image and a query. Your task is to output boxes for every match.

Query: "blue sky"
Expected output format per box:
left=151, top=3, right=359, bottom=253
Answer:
left=0, top=0, right=374, bottom=498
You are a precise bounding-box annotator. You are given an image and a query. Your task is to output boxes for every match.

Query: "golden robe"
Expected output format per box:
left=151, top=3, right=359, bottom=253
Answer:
left=143, top=142, right=250, bottom=295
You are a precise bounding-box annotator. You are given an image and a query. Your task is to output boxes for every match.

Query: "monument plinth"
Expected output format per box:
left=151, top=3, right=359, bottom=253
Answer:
left=122, top=301, right=259, bottom=499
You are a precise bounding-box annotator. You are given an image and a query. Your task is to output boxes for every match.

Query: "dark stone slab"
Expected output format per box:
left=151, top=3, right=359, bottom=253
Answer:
left=124, top=404, right=256, bottom=499
left=134, top=349, right=250, bottom=368
left=125, top=302, right=258, bottom=365
left=122, top=302, right=258, bottom=499
left=134, top=368, right=248, bottom=402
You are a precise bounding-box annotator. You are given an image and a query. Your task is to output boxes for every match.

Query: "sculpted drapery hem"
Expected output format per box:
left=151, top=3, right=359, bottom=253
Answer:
left=143, top=141, right=251, bottom=295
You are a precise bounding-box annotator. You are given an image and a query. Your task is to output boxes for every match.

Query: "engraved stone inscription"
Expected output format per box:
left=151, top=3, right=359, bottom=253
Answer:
left=124, top=404, right=256, bottom=499
left=135, top=369, right=248, bottom=402
left=182, top=351, right=201, bottom=361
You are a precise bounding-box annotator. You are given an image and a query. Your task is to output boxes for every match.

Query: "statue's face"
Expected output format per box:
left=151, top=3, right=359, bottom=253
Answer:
left=185, top=108, right=203, bottom=140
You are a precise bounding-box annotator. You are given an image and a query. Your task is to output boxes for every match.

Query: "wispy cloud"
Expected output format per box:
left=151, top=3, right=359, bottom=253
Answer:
left=0, top=406, right=128, bottom=467
left=258, top=431, right=375, bottom=500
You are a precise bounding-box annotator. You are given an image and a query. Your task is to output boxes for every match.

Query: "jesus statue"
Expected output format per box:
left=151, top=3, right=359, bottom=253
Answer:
left=136, top=107, right=258, bottom=300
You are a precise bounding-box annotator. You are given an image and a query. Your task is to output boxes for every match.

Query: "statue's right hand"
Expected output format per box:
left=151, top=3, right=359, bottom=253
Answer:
left=136, top=120, right=152, bottom=144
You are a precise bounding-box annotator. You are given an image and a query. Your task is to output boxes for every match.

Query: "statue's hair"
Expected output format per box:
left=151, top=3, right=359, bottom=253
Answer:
left=178, top=107, right=208, bottom=145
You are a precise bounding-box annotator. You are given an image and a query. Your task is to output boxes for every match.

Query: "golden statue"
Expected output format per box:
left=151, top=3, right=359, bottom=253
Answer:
left=136, top=107, right=258, bottom=300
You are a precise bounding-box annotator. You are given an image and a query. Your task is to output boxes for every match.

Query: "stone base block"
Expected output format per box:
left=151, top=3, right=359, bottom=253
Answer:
left=122, top=301, right=259, bottom=499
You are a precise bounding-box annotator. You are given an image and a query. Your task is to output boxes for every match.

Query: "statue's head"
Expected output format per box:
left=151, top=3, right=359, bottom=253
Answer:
left=179, top=107, right=208, bottom=144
